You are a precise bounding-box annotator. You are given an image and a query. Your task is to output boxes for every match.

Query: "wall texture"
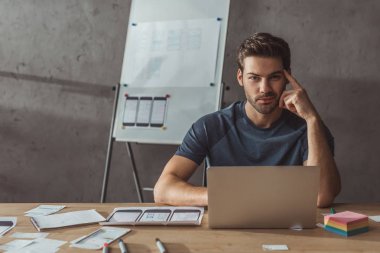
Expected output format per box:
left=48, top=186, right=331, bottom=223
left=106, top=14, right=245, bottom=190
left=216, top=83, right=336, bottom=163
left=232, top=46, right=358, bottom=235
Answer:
left=1, top=0, right=380, bottom=203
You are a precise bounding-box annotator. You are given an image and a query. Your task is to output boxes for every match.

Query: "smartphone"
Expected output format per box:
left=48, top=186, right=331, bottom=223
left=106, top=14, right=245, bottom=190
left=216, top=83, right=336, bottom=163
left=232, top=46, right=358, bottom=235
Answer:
left=136, top=97, right=153, bottom=127
left=150, top=97, right=167, bottom=127
left=122, top=96, right=139, bottom=126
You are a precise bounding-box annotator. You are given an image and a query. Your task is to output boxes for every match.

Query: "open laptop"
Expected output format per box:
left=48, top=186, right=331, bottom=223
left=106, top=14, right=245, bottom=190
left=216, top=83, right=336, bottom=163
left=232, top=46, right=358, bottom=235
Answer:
left=207, top=166, right=319, bottom=229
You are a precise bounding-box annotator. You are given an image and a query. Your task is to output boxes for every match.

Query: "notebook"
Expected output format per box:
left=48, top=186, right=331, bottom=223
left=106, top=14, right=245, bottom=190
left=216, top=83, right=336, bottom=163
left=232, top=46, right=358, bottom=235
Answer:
left=207, top=166, right=319, bottom=229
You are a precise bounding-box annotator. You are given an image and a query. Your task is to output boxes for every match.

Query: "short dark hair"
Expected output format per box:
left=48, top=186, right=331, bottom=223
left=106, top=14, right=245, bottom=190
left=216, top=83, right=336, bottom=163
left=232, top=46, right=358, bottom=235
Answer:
left=237, top=33, right=291, bottom=71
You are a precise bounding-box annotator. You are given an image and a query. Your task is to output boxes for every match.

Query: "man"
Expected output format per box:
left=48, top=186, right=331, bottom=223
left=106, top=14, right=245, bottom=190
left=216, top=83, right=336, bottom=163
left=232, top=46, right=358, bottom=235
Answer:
left=154, top=33, right=341, bottom=208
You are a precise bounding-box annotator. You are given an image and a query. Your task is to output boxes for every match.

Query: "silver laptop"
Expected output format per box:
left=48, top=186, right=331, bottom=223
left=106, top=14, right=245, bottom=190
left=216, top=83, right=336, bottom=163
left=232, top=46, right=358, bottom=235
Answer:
left=207, top=166, right=319, bottom=229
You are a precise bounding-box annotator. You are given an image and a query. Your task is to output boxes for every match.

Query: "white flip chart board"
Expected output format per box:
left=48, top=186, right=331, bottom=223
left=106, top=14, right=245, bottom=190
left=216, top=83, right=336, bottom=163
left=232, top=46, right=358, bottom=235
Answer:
left=113, top=0, right=230, bottom=144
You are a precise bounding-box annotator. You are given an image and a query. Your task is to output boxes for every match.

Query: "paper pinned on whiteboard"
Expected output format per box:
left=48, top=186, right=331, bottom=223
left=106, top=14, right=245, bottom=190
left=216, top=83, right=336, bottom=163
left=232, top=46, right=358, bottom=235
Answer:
left=123, top=96, right=139, bottom=126
left=150, top=97, right=167, bottom=127
left=122, top=18, right=221, bottom=87
left=122, top=96, right=168, bottom=127
left=136, top=97, right=153, bottom=126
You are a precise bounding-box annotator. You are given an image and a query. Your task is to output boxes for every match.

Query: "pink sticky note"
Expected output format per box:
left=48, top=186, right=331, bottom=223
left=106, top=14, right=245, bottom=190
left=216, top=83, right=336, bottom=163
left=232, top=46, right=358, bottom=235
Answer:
left=324, top=211, right=368, bottom=225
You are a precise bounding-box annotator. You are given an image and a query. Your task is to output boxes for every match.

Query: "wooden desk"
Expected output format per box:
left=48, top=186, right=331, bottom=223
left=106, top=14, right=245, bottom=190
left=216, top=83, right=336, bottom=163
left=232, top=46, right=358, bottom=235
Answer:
left=0, top=203, right=379, bottom=252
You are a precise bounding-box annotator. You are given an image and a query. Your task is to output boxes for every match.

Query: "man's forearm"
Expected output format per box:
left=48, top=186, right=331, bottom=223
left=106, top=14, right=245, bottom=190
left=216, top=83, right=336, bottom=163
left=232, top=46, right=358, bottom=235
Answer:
left=306, top=116, right=341, bottom=207
left=154, top=174, right=208, bottom=206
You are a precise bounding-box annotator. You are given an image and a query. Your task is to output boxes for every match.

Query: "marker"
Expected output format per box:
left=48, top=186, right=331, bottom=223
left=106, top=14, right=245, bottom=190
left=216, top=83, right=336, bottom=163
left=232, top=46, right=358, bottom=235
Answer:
left=103, top=243, right=109, bottom=253
left=118, top=239, right=128, bottom=253
left=330, top=208, right=336, bottom=214
left=155, top=238, right=167, bottom=253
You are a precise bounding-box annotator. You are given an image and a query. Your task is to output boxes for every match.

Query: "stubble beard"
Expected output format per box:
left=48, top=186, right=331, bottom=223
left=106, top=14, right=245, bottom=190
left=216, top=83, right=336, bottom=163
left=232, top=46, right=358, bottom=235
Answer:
left=246, top=92, right=279, bottom=115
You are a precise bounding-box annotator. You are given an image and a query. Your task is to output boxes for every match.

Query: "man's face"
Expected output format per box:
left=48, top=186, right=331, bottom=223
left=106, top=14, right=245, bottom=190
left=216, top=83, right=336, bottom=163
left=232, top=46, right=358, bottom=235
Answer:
left=237, top=56, right=287, bottom=115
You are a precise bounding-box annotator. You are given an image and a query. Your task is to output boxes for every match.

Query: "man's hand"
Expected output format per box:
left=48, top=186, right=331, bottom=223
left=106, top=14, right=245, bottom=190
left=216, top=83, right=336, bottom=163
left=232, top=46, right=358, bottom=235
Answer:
left=154, top=155, right=208, bottom=206
left=279, top=70, right=341, bottom=207
left=280, top=70, right=319, bottom=122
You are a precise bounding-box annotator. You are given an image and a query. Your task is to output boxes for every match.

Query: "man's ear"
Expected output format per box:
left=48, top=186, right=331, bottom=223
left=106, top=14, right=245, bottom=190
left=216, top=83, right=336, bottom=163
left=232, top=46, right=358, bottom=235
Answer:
left=237, top=68, right=243, bottom=87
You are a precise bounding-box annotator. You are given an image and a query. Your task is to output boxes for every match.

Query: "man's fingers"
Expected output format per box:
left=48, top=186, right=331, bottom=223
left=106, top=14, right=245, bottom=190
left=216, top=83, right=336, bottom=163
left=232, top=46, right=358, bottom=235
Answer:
left=279, top=91, right=288, bottom=108
left=283, top=70, right=302, bottom=89
left=280, top=91, right=299, bottom=115
left=284, top=97, right=298, bottom=114
left=279, top=90, right=292, bottom=108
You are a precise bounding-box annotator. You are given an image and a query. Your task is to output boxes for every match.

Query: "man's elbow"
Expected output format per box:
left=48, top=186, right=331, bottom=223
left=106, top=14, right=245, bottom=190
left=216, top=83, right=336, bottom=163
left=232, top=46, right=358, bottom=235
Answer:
left=153, top=180, right=165, bottom=204
left=317, top=196, right=334, bottom=208
left=317, top=189, right=340, bottom=208
left=317, top=177, right=341, bottom=208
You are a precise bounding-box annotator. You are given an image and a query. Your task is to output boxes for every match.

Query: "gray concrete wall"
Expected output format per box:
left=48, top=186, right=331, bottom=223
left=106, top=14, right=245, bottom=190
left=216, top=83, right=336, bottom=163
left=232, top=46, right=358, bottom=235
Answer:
left=1, top=0, right=379, bottom=203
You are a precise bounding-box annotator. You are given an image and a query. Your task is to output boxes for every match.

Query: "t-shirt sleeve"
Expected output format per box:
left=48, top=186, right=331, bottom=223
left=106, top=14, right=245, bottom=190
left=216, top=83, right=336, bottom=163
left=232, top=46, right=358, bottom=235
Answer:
left=301, top=132, right=308, bottom=162
left=175, top=118, right=209, bottom=165
left=301, top=122, right=335, bottom=162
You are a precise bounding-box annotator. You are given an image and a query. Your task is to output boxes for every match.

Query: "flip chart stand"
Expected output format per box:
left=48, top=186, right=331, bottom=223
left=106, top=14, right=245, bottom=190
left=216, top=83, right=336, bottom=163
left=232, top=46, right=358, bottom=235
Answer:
left=101, top=84, right=144, bottom=203
left=100, top=0, right=230, bottom=203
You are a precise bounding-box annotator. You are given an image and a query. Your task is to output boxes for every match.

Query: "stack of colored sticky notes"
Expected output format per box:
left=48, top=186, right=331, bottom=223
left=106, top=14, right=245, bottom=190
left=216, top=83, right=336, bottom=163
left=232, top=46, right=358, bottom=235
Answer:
left=324, top=211, right=369, bottom=236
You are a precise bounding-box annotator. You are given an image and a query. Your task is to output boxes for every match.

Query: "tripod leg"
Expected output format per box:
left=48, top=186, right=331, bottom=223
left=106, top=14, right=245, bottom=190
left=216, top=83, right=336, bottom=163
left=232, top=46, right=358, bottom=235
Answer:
left=126, top=142, right=144, bottom=203
left=101, top=138, right=114, bottom=203
left=100, top=84, right=120, bottom=203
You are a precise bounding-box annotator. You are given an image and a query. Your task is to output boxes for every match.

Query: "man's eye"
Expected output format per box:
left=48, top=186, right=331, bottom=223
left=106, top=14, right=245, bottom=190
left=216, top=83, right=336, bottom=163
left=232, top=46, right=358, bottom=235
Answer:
left=249, top=76, right=260, bottom=81
left=270, top=75, right=281, bottom=80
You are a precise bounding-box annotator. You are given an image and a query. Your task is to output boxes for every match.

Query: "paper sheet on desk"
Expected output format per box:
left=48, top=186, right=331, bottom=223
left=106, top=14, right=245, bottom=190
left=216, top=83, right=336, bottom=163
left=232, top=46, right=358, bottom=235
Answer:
left=0, top=239, right=34, bottom=251
left=25, top=205, right=65, bottom=217
left=262, top=244, right=289, bottom=251
left=11, top=232, right=49, bottom=239
left=369, top=215, right=380, bottom=222
left=30, top=209, right=105, bottom=231
left=4, top=238, right=66, bottom=253
left=70, top=227, right=131, bottom=249
left=0, top=217, right=17, bottom=236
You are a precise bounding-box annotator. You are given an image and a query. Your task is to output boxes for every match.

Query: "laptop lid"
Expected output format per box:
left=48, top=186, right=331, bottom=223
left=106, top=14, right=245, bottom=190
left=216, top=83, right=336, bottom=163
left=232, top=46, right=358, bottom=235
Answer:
left=207, top=166, right=319, bottom=229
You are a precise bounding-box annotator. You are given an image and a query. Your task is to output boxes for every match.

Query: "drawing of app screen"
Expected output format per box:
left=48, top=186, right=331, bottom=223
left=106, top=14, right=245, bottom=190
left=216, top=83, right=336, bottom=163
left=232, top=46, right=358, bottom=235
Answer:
left=109, top=210, right=142, bottom=222
left=170, top=210, right=200, bottom=222
left=139, top=210, right=171, bottom=222
left=123, top=97, right=139, bottom=126
left=150, top=97, right=167, bottom=127
left=0, top=221, right=13, bottom=235
left=136, top=97, right=152, bottom=127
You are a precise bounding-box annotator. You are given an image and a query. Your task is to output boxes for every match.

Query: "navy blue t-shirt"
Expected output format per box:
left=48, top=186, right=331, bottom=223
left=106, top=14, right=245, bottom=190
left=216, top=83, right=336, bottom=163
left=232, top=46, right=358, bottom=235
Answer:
left=176, top=101, right=334, bottom=166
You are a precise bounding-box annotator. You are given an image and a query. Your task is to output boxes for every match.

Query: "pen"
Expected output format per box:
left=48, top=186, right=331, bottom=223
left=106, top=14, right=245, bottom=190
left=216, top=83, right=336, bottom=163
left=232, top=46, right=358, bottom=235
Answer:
left=119, top=239, right=128, bottom=253
left=155, top=238, right=167, bottom=253
left=103, top=243, right=109, bottom=253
